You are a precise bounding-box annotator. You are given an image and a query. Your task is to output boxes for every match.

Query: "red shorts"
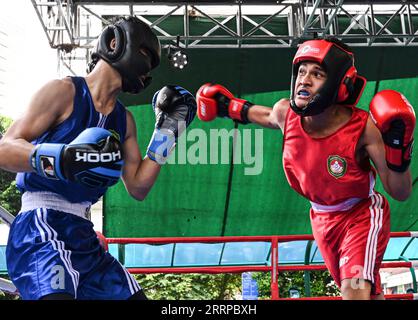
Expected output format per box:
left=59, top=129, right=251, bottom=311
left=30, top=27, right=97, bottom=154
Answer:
left=310, top=193, right=390, bottom=295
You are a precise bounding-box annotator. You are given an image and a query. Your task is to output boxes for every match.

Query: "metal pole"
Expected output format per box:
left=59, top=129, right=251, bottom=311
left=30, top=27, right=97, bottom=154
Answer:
left=302, top=0, right=323, bottom=36
left=399, top=256, right=417, bottom=293
left=304, top=240, right=313, bottom=297
left=237, top=2, right=243, bottom=48
left=184, top=4, right=189, bottom=48
left=118, top=244, right=126, bottom=266
left=270, top=236, right=279, bottom=300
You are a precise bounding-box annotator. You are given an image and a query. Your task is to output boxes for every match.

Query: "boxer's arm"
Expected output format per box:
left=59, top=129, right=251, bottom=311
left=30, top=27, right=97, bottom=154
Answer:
left=0, top=79, right=74, bottom=172
left=362, top=117, right=412, bottom=201
left=247, top=98, right=290, bottom=132
left=121, top=110, right=161, bottom=201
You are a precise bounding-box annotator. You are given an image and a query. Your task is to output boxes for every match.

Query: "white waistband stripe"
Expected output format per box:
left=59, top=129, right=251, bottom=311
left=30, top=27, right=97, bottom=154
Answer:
left=310, top=197, right=363, bottom=213
left=21, top=192, right=91, bottom=220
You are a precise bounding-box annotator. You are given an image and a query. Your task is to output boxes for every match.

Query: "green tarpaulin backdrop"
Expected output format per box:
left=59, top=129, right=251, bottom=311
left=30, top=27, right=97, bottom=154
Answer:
left=104, top=17, right=418, bottom=237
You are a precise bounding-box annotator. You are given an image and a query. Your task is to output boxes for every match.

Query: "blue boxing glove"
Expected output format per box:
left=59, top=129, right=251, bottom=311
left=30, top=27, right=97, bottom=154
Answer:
left=147, top=85, right=197, bottom=164
left=30, top=127, right=124, bottom=188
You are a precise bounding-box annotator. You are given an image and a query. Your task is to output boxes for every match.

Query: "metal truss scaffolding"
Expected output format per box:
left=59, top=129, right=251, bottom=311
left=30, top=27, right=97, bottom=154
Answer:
left=31, top=0, right=418, bottom=75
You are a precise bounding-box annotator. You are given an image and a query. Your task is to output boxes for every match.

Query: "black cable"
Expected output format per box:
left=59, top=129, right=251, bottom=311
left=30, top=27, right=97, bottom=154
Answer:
left=220, top=122, right=238, bottom=236
left=373, top=47, right=386, bottom=96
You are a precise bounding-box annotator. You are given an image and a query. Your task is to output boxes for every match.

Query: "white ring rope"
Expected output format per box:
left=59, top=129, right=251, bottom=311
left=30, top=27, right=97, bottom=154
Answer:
left=0, top=206, right=15, bottom=226
left=0, top=278, right=18, bottom=295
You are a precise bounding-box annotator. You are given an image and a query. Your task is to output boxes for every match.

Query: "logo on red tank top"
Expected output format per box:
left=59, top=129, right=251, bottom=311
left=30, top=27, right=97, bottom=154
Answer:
left=327, top=155, right=347, bottom=179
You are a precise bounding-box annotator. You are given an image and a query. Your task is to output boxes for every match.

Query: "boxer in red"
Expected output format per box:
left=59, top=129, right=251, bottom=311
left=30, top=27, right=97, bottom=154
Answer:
left=195, top=37, right=415, bottom=300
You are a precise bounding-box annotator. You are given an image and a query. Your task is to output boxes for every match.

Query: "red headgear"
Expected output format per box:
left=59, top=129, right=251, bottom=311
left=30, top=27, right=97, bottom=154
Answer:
left=290, top=39, right=367, bottom=116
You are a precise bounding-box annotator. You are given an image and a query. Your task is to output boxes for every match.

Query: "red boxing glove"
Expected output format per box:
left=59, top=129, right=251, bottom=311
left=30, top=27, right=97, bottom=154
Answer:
left=196, top=83, right=253, bottom=124
left=369, top=89, right=416, bottom=172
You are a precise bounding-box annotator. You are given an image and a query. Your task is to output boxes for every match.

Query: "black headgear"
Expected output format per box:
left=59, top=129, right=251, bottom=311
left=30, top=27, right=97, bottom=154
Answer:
left=290, top=39, right=366, bottom=117
left=89, top=16, right=161, bottom=94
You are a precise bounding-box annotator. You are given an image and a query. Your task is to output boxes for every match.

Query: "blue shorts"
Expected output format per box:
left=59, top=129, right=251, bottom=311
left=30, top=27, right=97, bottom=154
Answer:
left=6, top=208, right=141, bottom=300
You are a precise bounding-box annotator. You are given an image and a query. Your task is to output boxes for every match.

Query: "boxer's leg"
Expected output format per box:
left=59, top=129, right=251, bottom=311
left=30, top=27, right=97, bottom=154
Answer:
left=339, top=193, right=390, bottom=300
left=6, top=208, right=78, bottom=300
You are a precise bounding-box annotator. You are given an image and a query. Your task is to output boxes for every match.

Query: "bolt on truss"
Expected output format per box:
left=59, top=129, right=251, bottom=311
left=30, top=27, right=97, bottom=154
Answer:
left=30, top=0, right=418, bottom=75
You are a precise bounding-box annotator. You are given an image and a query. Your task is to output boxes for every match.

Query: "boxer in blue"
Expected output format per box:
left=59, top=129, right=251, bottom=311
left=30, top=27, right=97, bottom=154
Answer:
left=0, top=16, right=196, bottom=300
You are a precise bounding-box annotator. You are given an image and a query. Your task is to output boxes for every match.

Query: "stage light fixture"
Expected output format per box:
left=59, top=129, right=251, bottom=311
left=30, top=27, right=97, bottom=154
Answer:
left=167, top=36, right=189, bottom=70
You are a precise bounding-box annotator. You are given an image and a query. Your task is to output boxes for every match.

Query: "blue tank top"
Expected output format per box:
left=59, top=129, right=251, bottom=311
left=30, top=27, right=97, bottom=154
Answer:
left=16, top=76, right=127, bottom=204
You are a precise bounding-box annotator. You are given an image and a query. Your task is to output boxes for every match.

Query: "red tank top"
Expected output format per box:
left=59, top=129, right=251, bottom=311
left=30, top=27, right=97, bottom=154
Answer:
left=282, top=106, right=375, bottom=207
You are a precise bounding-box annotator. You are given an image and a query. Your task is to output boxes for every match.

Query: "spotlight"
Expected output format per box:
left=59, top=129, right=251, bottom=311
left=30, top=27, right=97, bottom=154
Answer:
left=167, top=36, right=189, bottom=70
left=168, top=47, right=189, bottom=70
